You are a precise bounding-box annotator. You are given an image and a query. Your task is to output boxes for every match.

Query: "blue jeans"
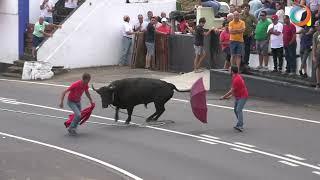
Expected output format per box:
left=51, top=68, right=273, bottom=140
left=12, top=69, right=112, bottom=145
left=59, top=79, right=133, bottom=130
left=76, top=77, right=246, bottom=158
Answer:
left=234, top=98, right=247, bottom=128
left=284, top=42, right=297, bottom=73
left=201, top=0, right=221, bottom=16
left=67, top=100, right=81, bottom=129
left=44, top=17, right=53, bottom=23
left=119, top=36, right=132, bottom=65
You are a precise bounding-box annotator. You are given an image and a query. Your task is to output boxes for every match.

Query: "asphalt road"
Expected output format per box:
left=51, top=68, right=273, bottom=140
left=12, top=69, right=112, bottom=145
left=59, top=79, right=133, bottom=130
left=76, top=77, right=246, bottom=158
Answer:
left=0, top=78, right=320, bottom=180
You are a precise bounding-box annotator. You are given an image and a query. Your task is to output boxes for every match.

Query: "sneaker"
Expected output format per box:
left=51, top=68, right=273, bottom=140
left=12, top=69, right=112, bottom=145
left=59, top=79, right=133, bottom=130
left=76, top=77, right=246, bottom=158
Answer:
left=303, top=73, right=308, bottom=78
left=272, top=69, right=278, bottom=73
left=299, top=70, right=303, bottom=76
left=233, top=126, right=243, bottom=132
left=316, top=84, right=320, bottom=90
left=256, top=66, right=263, bottom=70
left=68, top=128, right=77, bottom=136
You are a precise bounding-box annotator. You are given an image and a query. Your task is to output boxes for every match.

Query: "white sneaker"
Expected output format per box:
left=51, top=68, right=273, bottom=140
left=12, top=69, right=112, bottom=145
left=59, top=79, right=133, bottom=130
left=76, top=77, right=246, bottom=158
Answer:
left=256, top=66, right=263, bottom=70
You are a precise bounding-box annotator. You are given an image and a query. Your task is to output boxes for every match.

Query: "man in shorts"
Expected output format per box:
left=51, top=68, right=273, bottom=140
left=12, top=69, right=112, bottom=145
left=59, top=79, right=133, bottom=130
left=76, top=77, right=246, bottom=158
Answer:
left=312, top=21, right=320, bottom=90
left=145, top=16, right=157, bottom=69
left=255, top=11, right=271, bottom=71
left=229, top=11, right=246, bottom=71
left=193, top=17, right=215, bottom=72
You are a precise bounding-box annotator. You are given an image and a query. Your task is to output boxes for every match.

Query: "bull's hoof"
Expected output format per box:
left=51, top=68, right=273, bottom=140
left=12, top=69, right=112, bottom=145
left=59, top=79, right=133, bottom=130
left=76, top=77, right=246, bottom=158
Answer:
left=114, top=119, right=118, bottom=122
left=124, top=121, right=130, bottom=125
left=146, top=118, right=156, bottom=122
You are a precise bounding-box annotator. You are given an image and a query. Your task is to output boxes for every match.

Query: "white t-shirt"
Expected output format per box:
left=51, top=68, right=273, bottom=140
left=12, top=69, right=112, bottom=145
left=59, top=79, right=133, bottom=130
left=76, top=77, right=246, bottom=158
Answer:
left=65, top=0, right=78, bottom=8
left=276, top=9, right=285, bottom=23
left=267, top=22, right=284, bottom=48
left=122, top=22, right=133, bottom=38
left=133, top=21, right=148, bottom=32
left=40, top=0, right=54, bottom=17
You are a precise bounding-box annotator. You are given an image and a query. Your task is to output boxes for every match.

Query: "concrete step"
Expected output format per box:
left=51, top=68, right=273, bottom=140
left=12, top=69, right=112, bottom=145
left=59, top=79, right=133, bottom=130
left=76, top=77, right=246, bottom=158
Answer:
left=20, top=54, right=36, bottom=61
left=52, top=67, right=69, bottom=75
left=2, top=72, right=22, bottom=78
left=7, top=66, right=23, bottom=73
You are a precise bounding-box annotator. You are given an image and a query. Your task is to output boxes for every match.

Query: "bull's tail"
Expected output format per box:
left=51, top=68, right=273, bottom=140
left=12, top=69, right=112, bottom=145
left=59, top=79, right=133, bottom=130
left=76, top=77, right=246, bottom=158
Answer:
left=169, top=83, right=190, bottom=92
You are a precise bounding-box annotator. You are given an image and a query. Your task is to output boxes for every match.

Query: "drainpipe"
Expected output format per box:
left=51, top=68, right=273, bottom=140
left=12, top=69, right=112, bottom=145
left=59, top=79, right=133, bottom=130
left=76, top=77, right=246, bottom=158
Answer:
left=18, top=0, right=29, bottom=59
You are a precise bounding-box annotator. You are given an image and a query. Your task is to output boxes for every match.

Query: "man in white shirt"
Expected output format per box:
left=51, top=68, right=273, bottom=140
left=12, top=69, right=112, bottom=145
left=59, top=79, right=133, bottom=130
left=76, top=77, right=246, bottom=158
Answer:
left=268, top=15, right=284, bottom=72
left=133, top=14, right=148, bottom=32
left=120, top=15, right=135, bottom=66
left=40, top=0, right=55, bottom=23
left=65, top=0, right=78, bottom=14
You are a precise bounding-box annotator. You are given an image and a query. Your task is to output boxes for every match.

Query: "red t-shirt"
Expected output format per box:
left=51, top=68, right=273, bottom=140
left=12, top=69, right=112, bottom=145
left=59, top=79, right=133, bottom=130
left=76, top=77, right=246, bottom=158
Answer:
left=178, top=20, right=188, bottom=32
left=232, top=74, right=248, bottom=99
left=283, top=23, right=296, bottom=47
left=157, top=25, right=171, bottom=34
left=220, top=30, right=230, bottom=50
left=67, top=80, right=89, bottom=102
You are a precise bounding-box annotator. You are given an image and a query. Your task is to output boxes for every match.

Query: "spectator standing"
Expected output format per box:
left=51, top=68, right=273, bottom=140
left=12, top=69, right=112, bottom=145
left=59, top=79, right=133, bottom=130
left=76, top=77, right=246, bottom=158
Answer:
left=298, top=25, right=314, bottom=77
left=59, top=73, right=94, bottom=135
left=220, top=66, right=249, bottom=132
left=198, top=0, right=221, bottom=17
left=193, top=17, right=214, bottom=72
left=275, top=2, right=285, bottom=23
left=220, top=22, right=231, bottom=69
left=145, top=11, right=153, bottom=23
left=306, top=0, right=320, bottom=26
left=268, top=15, right=284, bottom=72
left=161, top=12, right=167, bottom=19
left=283, top=15, right=297, bottom=75
left=145, top=17, right=157, bottom=69
left=255, top=11, right=271, bottom=70
left=229, top=11, right=246, bottom=71
left=177, top=17, right=191, bottom=33
left=249, top=0, right=263, bottom=15
left=312, top=21, right=320, bottom=90
left=133, top=14, right=148, bottom=32
left=119, top=15, right=134, bottom=66
left=65, top=0, right=78, bottom=14
left=230, top=4, right=236, bottom=13
left=32, top=16, right=62, bottom=58
left=40, top=0, right=54, bottom=23
left=241, top=3, right=257, bottom=67
left=157, top=18, right=171, bottom=34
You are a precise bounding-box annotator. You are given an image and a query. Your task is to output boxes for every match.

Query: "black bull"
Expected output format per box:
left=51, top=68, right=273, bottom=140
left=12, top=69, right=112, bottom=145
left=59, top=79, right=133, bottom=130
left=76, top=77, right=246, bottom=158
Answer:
left=92, top=78, right=189, bottom=124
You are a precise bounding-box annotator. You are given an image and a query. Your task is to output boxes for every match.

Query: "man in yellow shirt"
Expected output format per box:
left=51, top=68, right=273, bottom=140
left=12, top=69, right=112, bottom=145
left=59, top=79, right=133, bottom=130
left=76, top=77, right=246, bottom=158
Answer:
left=229, top=11, right=246, bottom=71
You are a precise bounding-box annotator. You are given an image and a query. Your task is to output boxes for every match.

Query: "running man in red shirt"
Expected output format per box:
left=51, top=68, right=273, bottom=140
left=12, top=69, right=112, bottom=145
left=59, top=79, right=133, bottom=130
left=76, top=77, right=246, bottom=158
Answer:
left=59, top=73, right=94, bottom=135
left=220, top=66, right=249, bottom=132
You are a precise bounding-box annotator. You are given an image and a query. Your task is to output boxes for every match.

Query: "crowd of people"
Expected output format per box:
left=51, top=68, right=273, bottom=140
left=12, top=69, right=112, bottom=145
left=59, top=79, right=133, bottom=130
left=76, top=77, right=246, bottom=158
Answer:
left=216, top=1, right=320, bottom=90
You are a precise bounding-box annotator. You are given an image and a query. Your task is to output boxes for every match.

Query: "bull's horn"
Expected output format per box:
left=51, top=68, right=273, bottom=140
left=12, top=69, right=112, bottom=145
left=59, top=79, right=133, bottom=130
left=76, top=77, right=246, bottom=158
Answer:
left=91, top=84, right=97, bottom=91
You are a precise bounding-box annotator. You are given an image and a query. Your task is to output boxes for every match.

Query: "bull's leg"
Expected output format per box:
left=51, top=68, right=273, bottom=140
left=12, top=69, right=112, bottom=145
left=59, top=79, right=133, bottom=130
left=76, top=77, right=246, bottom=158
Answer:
left=114, top=107, right=119, bottom=122
left=125, top=107, right=134, bottom=124
left=152, top=103, right=165, bottom=121
left=146, top=102, right=159, bottom=122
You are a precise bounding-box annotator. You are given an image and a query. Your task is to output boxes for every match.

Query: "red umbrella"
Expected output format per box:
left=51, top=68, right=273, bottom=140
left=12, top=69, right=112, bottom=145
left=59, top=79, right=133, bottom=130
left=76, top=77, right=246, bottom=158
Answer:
left=190, top=78, right=208, bottom=123
left=64, top=103, right=95, bottom=128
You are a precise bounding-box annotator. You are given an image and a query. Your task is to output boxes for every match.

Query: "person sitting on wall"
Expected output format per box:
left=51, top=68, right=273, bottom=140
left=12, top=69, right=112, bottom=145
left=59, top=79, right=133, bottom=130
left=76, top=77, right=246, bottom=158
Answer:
left=177, top=17, right=191, bottom=33
left=198, top=0, right=221, bottom=17
left=161, top=12, right=167, bottom=19
left=40, top=0, right=55, bottom=23
left=156, top=18, right=172, bottom=35
left=65, top=0, right=78, bottom=14
left=32, top=16, right=62, bottom=58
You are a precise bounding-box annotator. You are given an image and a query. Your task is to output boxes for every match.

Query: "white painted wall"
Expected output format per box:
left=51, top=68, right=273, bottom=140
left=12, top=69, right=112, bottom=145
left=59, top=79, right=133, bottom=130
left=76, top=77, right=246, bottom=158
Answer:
left=0, top=0, right=19, bottom=64
left=37, top=0, right=176, bottom=68
left=29, top=0, right=59, bottom=23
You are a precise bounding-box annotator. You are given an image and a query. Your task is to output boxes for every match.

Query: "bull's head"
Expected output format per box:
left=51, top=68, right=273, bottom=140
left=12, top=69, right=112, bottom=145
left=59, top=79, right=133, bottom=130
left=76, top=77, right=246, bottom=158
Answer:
left=92, top=84, right=116, bottom=108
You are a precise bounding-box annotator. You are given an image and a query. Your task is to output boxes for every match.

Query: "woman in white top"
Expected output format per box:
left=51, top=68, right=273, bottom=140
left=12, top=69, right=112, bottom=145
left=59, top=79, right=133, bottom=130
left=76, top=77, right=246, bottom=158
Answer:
left=275, top=2, right=285, bottom=23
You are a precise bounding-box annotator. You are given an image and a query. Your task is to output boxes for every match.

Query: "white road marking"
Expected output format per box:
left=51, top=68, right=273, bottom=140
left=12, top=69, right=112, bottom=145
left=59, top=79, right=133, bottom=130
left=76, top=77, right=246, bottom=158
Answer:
left=0, top=132, right=143, bottom=180
left=312, top=171, right=320, bottom=175
left=0, top=97, right=16, bottom=101
left=285, top=154, right=306, bottom=161
left=231, top=148, right=252, bottom=154
left=1, top=100, right=21, bottom=105
left=198, top=140, right=218, bottom=145
left=234, top=142, right=256, bottom=148
left=0, top=78, right=319, bottom=125
left=278, top=161, right=299, bottom=167
left=1, top=96, right=320, bottom=171
left=200, top=134, right=220, bottom=140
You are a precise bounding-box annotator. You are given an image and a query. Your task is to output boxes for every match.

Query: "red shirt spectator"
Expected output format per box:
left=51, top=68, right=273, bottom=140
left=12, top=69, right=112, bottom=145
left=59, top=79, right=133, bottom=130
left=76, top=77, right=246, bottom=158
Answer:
left=283, top=23, right=296, bottom=47
left=232, top=74, right=249, bottom=99
left=220, top=28, right=230, bottom=50
left=157, top=18, right=171, bottom=34
left=67, top=80, right=89, bottom=102
left=178, top=19, right=188, bottom=33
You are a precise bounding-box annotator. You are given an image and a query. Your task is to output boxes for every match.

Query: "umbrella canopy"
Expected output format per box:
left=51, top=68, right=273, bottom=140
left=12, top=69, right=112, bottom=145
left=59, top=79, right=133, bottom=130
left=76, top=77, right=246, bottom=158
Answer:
left=64, top=103, right=95, bottom=128
left=190, top=78, right=208, bottom=123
